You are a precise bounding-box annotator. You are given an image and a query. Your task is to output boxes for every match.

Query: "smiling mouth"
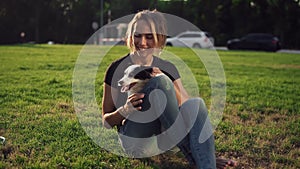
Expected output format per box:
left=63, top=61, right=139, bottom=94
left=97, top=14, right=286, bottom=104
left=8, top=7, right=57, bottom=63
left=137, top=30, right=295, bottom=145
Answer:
left=136, top=46, right=153, bottom=51
left=138, top=48, right=148, bottom=50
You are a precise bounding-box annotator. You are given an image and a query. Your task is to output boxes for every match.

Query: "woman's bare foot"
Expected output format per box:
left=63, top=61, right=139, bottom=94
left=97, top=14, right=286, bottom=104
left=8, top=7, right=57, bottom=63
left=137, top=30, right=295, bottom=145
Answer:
left=190, top=158, right=237, bottom=169
left=216, top=158, right=237, bottom=169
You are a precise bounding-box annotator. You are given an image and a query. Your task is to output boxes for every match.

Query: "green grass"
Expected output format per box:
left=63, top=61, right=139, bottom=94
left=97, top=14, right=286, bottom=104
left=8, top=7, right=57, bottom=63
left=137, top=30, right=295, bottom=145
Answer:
left=0, top=44, right=299, bottom=168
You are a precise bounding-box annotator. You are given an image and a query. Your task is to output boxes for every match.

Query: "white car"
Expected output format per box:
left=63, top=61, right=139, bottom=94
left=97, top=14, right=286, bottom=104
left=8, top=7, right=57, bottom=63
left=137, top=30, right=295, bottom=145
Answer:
left=166, top=31, right=214, bottom=48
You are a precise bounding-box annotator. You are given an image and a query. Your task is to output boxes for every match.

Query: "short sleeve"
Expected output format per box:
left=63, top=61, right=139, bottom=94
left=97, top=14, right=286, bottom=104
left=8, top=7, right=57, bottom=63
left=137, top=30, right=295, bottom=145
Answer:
left=152, top=56, right=180, bottom=81
left=104, top=61, right=118, bottom=87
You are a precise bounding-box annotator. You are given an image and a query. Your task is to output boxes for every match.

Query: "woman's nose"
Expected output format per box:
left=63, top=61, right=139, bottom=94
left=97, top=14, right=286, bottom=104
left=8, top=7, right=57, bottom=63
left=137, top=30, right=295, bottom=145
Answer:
left=140, top=35, right=147, bottom=46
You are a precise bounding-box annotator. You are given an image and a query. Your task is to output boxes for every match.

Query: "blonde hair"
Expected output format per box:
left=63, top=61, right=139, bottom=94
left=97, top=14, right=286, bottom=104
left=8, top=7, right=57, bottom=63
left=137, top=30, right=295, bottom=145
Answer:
left=125, top=10, right=167, bottom=53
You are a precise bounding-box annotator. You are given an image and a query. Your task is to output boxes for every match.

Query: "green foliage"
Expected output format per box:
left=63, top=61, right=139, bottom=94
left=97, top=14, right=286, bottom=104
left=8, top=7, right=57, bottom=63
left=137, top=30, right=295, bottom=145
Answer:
left=0, top=44, right=299, bottom=168
left=1, top=0, right=300, bottom=48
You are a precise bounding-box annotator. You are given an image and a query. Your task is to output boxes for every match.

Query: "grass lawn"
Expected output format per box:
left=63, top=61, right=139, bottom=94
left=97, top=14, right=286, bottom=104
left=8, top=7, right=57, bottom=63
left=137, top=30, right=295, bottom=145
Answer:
left=0, top=44, right=299, bottom=168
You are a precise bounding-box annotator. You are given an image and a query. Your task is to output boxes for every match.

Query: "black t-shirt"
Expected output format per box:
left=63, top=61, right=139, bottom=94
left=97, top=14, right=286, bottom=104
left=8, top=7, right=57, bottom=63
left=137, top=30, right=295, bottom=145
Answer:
left=104, top=54, right=180, bottom=108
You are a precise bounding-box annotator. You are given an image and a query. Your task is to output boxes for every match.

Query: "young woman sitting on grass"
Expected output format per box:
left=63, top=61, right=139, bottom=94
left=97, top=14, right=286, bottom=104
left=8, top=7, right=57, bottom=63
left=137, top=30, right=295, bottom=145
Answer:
left=102, top=9, right=237, bottom=169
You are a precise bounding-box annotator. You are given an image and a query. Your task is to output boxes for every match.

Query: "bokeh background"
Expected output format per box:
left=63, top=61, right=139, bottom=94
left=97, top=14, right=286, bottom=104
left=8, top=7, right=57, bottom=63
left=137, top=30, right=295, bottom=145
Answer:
left=1, top=0, right=300, bottom=49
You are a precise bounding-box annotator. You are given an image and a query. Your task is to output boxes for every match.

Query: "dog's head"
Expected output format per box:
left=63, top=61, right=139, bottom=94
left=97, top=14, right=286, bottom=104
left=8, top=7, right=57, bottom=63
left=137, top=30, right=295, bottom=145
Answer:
left=118, top=65, right=153, bottom=93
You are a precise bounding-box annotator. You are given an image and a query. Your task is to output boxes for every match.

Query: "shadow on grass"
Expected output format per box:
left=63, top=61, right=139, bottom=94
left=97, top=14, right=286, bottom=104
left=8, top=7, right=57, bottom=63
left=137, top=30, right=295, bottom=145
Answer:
left=140, top=152, right=192, bottom=169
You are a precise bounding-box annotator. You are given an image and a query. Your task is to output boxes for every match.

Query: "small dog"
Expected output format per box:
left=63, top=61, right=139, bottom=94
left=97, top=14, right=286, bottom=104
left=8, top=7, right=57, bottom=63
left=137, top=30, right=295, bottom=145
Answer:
left=118, top=65, right=162, bottom=95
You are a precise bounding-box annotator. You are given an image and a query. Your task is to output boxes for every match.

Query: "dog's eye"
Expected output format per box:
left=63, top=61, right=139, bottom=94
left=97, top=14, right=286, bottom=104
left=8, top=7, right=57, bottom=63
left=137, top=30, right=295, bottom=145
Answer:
left=129, top=72, right=134, bottom=77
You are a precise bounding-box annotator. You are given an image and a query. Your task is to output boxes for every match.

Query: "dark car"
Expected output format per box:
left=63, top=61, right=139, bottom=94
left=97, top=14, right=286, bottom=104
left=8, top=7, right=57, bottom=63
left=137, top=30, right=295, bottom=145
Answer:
left=227, top=33, right=281, bottom=52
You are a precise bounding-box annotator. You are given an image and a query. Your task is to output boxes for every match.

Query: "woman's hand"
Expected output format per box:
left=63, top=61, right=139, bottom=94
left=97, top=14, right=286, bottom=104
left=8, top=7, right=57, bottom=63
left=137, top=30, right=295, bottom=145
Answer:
left=118, top=93, right=145, bottom=117
left=151, top=67, right=163, bottom=77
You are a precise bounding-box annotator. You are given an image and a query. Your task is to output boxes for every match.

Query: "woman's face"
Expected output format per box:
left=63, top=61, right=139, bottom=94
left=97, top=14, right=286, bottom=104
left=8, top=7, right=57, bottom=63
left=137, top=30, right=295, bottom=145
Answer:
left=133, top=20, right=156, bottom=57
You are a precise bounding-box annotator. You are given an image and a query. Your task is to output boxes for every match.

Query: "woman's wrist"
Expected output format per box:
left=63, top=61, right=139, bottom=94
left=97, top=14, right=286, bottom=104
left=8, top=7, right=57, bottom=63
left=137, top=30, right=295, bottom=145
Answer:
left=117, top=106, right=129, bottom=117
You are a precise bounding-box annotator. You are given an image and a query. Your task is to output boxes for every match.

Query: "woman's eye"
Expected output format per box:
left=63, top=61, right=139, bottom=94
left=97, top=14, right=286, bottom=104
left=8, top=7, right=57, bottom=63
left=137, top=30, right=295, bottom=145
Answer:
left=133, top=34, right=153, bottom=39
left=146, top=34, right=154, bottom=39
left=134, top=34, right=141, bottom=38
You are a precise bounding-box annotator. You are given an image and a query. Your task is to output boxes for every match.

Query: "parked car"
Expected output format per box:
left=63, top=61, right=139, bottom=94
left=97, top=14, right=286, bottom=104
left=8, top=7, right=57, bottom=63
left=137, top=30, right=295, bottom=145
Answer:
left=227, top=33, right=281, bottom=52
left=204, top=31, right=215, bottom=46
left=166, top=31, right=214, bottom=48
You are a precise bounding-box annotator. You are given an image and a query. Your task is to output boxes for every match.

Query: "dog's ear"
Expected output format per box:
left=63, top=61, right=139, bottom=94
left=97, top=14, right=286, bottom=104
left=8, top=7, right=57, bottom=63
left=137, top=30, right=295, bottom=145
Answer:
left=143, top=67, right=154, bottom=74
left=134, top=66, right=153, bottom=80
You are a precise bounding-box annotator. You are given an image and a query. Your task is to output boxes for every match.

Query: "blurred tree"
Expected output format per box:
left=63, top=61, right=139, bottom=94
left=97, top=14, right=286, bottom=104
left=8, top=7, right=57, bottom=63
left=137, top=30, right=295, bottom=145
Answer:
left=106, top=0, right=133, bottom=20
left=129, top=0, right=153, bottom=13
left=0, top=0, right=299, bottom=48
left=265, top=0, right=300, bottom=48
left=0, top=0, right=36, bottom=43
left=214, top=0, right=235, bottom=45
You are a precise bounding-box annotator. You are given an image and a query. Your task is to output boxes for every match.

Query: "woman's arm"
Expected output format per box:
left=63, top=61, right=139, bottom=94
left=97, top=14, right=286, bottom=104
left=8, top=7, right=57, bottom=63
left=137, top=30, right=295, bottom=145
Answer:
left=173, top=78, right=189, bottom=106
left=153, top=67, right=189, bottom=106
left=102, top=83, right=145, bottom=129
left=102, top=83, right=124, bottom=129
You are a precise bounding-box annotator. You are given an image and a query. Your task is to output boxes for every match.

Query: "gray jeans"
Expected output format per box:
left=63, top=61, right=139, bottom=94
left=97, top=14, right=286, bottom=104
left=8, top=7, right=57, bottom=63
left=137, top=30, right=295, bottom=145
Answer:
left=118, top=75, right=216, bottom=169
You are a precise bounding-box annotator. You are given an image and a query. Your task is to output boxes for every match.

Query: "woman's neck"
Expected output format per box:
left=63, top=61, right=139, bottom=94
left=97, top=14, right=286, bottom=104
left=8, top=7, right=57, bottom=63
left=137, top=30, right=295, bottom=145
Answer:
left=130, top=53, right=154, bottom=66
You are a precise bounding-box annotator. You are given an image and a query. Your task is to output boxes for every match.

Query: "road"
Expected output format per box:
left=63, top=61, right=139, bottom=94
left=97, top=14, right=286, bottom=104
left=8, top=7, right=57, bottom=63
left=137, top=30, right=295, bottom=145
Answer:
left=214, top=47, right=300, bottom=54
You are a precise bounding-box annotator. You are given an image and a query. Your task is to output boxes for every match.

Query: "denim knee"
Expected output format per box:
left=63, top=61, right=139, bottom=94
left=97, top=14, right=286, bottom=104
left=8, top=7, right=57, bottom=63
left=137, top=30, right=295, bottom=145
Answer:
left=141, top=74, right=173, bottom=93
left=179, top=98, right=209, bottom=132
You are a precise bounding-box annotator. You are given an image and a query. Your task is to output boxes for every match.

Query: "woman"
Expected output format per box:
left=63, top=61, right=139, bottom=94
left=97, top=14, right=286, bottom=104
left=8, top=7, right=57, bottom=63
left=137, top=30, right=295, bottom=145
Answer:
left=102, top=10, right=236, bottom=169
